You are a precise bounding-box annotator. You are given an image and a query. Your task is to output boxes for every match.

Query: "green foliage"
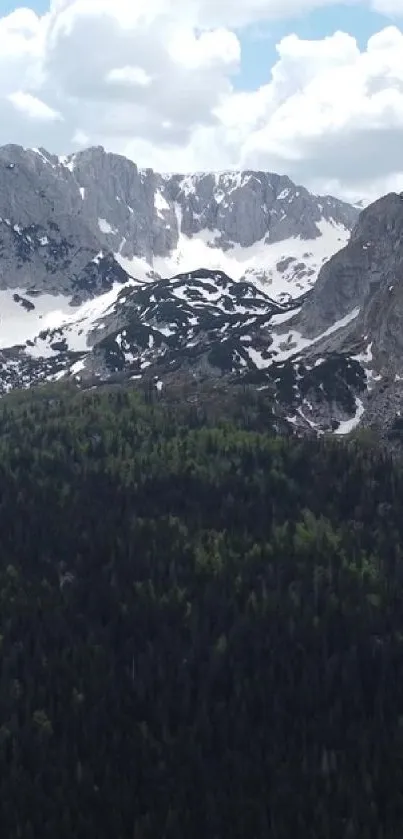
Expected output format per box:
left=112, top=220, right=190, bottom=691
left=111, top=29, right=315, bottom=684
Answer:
left=0, top=382, right=403, bottom=837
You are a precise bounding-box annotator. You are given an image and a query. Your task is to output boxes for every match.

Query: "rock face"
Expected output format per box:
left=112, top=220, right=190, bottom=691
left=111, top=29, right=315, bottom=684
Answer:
left=0, top=144, right=358, bottom=301
left=285, top=191, right=403, bottom=439
left=0, top=145, right=128, bottom=300
left=299, top=193, right=403, bottom=340
left=165, top=170, right=356, bottom=249
left=8, top=142, right=403, bottom=441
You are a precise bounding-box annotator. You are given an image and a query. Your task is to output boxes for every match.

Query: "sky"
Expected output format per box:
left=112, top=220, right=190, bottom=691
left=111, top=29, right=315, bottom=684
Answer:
left=1, top=1, right=403, bottom=201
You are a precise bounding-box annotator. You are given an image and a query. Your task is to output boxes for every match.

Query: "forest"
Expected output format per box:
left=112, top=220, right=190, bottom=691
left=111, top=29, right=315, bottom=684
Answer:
left=1, top=379, right=403, bottom=838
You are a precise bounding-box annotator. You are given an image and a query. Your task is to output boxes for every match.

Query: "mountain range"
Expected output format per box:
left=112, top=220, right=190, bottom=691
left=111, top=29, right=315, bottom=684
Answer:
left=1, top=143, right=403, bottom=441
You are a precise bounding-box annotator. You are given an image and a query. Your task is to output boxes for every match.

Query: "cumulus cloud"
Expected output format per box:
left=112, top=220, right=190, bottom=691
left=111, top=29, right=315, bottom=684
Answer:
left=0, top=0, right=403, bottom=199
left=106, top=67, right=153, bottom=87
left=8, top=90, right=62, bottom=121
left=237, top=25, right=403, bottom=196
left=372, top=0, right=403, bottom=14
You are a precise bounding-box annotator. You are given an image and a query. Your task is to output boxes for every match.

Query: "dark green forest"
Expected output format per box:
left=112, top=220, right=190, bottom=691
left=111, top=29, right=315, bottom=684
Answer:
left=1, top=381, right=403, bottom=838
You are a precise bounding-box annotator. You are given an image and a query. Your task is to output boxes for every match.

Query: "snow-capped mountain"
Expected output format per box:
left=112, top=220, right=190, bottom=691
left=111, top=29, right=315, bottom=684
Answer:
left=0, top=144, right=357, bottom=304
left=282, top=191, right=403, bottom=438
left=3, top=141, right=393, bottom=439
left=0, top=265, right=366, bottom=440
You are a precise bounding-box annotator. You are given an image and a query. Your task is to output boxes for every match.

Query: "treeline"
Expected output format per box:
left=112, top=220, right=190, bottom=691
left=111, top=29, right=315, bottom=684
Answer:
left=0, top=382, right=403, bottom=838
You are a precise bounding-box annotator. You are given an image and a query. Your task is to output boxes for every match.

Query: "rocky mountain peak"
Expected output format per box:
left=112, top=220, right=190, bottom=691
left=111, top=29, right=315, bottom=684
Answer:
left=161, top=167, right=357, bottom=249
left=0, top=142, right=372, bottom=435
left=350, top=192, right=403, bottom=242
left=298, top=191, right=403, bottom=340
left=270, top=190, right=403, bottom=438
left=0, top=143, right=358, bottom=302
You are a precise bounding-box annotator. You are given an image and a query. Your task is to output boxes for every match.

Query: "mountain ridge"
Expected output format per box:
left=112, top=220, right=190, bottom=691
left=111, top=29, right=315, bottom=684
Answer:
left=0, top=143, right=357, bottom=295
left=3, top=143, right=403, bottom=440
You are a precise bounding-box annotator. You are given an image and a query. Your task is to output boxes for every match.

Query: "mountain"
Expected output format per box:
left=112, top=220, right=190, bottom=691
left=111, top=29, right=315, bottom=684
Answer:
left=298, top=192, right=403, bottom=340
left=283, top=191, right=403, bottom=437
left=0, top=143, right=362, bottom=412
left=0, top=143, right=356, bottom=301
left=0, top=260, right=368, bottom=439
left=1, top=143, right=403, bottom=442
left=3, top=141, right=403, bottom=444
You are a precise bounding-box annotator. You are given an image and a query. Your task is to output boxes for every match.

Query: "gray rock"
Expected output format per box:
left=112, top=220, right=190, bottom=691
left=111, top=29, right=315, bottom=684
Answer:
left=0, top=145, right=126, bottom=300
left=166, top=170, right=357, bottom=249
left=0, top=144, right=358, bottom=302
left=299, top=193, right=403, bottom=339
left=0, top=142, right=370, bottom=421
left=288, top=191, right=403, bottom=436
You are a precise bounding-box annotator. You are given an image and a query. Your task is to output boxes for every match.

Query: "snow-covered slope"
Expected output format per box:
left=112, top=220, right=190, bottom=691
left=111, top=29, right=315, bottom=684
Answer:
left=0, top=144, right=357, bottom=303
left=18, top=268, right=356, bottom=375
left=0, top=143, right=371, bottom=436
left=0, top=265, right=371, bottom=439
left=116, top=218, right=350, bottom=305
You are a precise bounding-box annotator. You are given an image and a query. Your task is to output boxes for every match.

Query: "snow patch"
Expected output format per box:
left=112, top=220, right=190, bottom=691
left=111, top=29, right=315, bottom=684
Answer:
left=268, top=307, right=360, bottom=365
left=98, top=218, right=116, bottom=235
left=0, top=290, right=71, bottom=349
left=334, top=398, right=365, bottom=435
left=25, top=279, right=136, bottom=357
left=70, top=358, right=86, bottom=375
left=352, top=343, right=373, bottom=364
left=59, top=154, right=76, bottom=173
left=154, top=191, right=170, bottom=216
left=179, top=176, right=196, bottom=197
left=114, top=219, right=350, bottom=303
left=270, top=307, right=301, bottom=326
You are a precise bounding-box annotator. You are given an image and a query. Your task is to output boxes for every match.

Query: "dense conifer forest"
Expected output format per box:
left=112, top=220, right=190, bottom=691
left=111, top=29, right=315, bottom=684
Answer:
left=1, top=381, right=403, bottom=838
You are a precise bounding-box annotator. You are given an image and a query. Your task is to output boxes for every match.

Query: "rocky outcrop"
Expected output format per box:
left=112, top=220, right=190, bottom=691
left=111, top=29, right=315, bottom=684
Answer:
left=279, top=192, right=403, bottom=438
left=0, top=144, right=358, bottom=301
left=6, top=143, right=400, bottom=439
left=166, top=170, right=357, bottom=249
left=0, top=145, right=128, bottom=300
left=299, top=193, right=403, bottom=339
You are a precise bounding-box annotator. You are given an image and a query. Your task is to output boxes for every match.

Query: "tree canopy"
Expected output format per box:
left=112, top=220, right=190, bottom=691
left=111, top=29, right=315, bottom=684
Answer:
left=0, top=381, right=403, bottom=838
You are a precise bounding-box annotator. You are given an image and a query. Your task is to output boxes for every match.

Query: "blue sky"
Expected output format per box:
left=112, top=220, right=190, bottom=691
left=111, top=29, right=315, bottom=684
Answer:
left=237, top=4, right=392, bottom=89
left=4, top=0, right=46, bottom=10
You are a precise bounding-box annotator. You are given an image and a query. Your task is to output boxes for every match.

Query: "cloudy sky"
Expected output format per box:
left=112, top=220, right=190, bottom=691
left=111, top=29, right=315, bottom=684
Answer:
left=2, top=0, right=403, bottom=200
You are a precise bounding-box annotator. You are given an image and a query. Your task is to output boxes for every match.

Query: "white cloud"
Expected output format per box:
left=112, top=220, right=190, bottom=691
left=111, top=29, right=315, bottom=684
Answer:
left=168, top=27, right=239, bottom=69
left=237, top=25, right=403, bottom=196
left=189, top=0, right=358, bottom=27
left=372, top=0, right=403, bottom=13
left=0, top=0, right=402, bottom=199
left=107, top=67, right=152, bottom=87
left=8, top=90, right=62, bottom=121
left=72, top=128, right=90, bottom=145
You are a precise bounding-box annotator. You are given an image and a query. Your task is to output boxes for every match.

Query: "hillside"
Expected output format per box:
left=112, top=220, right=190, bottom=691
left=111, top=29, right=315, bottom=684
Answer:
left=2, top=145, right=403, bottom=439
left=0, top=144, right=365, bottom=434
left=1, top=381, right=403, bottom=838
left=0, top=145, right=355, bottom=363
